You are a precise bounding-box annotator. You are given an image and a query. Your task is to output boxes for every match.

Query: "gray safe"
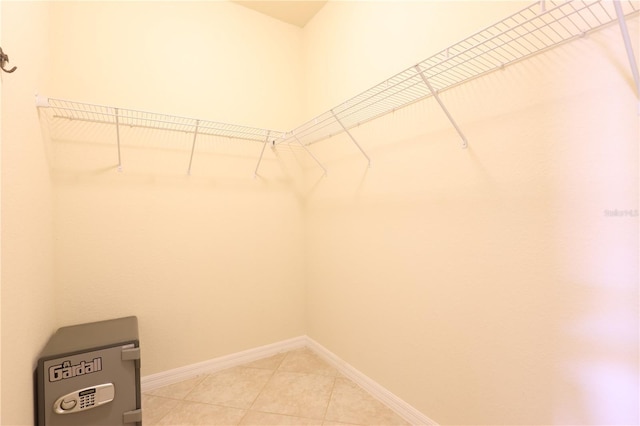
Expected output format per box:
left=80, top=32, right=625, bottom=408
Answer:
left=36, top=316, right=142, bottom=425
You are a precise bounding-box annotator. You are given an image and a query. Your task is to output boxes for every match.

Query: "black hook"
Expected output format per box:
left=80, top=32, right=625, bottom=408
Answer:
left=0, top=47, right=17, bottom=73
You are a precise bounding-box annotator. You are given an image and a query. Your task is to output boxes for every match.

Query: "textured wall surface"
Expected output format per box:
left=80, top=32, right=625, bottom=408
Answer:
left=48, top=1, right=308, bottom=376
left=303, top=2, right=639, bottom=424
left=2, top=1, right=638, bottom=425
left=1, top=2, right=55, bottom=424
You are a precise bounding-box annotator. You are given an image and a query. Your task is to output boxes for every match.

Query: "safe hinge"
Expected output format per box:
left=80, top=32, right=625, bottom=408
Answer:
left=121, top=346, right=140, bottom=361
left=123, top=408, right=142, bottom=424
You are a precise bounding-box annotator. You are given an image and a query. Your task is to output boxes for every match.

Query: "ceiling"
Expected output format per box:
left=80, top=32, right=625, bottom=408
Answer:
left=232, top=1, right=328, bottom=28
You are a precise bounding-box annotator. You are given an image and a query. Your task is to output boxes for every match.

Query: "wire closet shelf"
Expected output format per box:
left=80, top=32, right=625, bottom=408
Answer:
left=38, top=0, right=639, bottom=170
left=278, top=0, right=639, bottom=147
left=42, top=98, right=285, bottom=143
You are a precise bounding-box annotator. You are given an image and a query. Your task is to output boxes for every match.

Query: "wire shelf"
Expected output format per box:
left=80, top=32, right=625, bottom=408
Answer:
left=44, top=98, right=285, bottom=143
left=279, top=0, right=639, bottom=146
left=38, top=0, right=639, bottom=175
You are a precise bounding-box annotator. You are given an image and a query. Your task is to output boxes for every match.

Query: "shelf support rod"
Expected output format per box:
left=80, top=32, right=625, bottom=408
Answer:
left=330, top=110, right=371, bottom=167
left=254, top=131, right=271, bottom=178
left=614, top=0, right=640, bottom=112
left=294, top=135, right=328, bottom=177
left=187, top=120, right=199, bottom=175
left=115, top=108, right=122, bottom=172
left=415, top=65, right=468, bottom=148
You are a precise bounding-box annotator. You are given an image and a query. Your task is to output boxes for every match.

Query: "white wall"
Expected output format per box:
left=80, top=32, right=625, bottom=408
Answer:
left=1, top=2, right=55, bottom=424
left=303, top=2, right=639, bottom=425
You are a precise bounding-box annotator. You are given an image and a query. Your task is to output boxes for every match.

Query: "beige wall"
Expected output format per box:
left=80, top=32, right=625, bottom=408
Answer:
left=1, top=1, right=56, bottom=425
left=1, top=2, right=3, bottom=418
left=48, top=1, right=307, bottom=376
left=303, top=2, right=639, bottom=425
left=48, top=1, right=305, bottom=131
left=2, top=1, right=638, bottom=425
left=302, top=1, right=530, bottom=119
left=2, top=1, right=307, bottom=424
left=1, top=0, right=3, bottom=418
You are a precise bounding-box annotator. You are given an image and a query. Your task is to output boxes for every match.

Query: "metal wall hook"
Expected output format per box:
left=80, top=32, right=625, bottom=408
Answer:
left=0, top=47, right=17, bottom=73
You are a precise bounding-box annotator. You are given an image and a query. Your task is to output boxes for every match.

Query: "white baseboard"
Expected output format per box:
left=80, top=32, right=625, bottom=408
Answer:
left=141, top=335, right=307, bottom=392
left=304, top=337, right=438, bottom=426
left=141, top=335, right=437, bottom=426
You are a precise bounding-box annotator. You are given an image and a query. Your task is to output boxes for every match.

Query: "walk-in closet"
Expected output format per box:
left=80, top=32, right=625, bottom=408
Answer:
left=2, top=1, right=638, bottom=424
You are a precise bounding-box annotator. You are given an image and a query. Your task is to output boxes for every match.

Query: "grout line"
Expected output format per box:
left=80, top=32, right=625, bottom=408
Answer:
left=143, top=341, right=427, bottom=425
left=143, top=393, right=189, bottom=403
left=178, top=374, right=208, bottom=402
left=141, top=336, right=307, bottom=392
left=143, top=394, right=175, bottom=426
left=305, top=337, right=437, bottom=425
left=321, top=374, right=338, bottom=423
left=239, top=352, right=288, bottom=424
left=274, top=349, right=289, bottom=371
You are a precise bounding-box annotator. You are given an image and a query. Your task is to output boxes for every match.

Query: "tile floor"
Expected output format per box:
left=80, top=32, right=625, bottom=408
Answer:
left=142, top=347, right=410, bottom=425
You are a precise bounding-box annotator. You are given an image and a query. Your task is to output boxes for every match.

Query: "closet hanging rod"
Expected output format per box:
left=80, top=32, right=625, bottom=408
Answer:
left=277, top=0, right=639, bottom=147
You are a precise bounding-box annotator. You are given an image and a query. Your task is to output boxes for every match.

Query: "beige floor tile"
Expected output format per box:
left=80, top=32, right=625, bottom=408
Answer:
left=143, top=349, right=408, bottom=425
left=142, top=394, right=181, bottom=425
left=251, top=371, right=335, bottom=419
left=242, top=352, right=287, bottom=370
left=185, top=366, right=274, bottom=409
left=145, top=376, right=206, bottom=400
left=324, top=378, right=410, bottom=426
left=240, top=410, right=324, bottom=425
left=278, top=347, right=338, bottom=377
left=156, top=400, right=246, bottom=425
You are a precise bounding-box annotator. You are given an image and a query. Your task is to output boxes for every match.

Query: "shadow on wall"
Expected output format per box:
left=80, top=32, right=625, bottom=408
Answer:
left=38, top=108, right=306, bottom=195
left=301, top=32, right=639, bottom=422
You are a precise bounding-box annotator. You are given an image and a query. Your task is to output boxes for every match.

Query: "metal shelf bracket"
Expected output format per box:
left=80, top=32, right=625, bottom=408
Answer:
left=115, top=108, right=123, bottom=172
left=331, top=110, right=372, bottom=167
left=187, top=120, right=199, bottom=175
left=36, top=96, right=287, bottom=176
left=35, top=0, right=640, bottom=176
left=293, top=135, right=328, bottom=177
left=254, top=131, right=271, bottom=178
left=614, top=0, right=640, bottom=114
left=415, top=65, right=468, bottom=149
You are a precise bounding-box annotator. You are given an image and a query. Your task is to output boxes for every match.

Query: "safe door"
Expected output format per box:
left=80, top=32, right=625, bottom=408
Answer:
left=39, top=344, right=141, bottom=425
